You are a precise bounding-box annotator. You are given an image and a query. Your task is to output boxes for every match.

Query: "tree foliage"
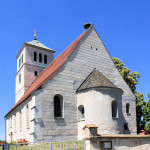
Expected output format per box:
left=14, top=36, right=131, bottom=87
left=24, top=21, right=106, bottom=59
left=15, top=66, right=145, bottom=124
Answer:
left=112, top=57, right=145, bottom=133
left=112, top=57, right=140, bottom=93
left=144, top=94, right=150, bottom=133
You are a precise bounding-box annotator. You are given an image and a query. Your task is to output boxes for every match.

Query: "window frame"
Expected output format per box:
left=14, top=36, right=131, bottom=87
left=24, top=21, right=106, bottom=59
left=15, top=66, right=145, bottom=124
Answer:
left=111, top=100, right=118, bottom=119
left=20, top=110, right=22, bottom=131
left=39, top=53, right=42, bottom=63
left=34, top=71, right=38, bottom=76
left=126, top=103, right=131, bottom=115
left=26, top=104, right=29, bottom=129
left=44, top=55, right=47, bottom=64
left=54, top=95, right=63, bottom=118
left=78, top=105, right=85, bottom=121
left=34, top=52, right=37, bottom=61
left=19, top=74, right=21, bottom=83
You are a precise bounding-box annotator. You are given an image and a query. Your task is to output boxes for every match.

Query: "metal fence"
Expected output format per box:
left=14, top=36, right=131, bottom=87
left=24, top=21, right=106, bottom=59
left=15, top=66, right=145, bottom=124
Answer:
left=9, top=140, right=85, bottom=150
left=0, top=144, right=3, bottom=150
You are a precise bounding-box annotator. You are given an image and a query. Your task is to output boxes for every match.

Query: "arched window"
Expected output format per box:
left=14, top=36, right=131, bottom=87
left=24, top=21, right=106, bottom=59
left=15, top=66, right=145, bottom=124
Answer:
left=54, top=95, right=63, bottom=117
left=34, top=52, right=37, bottom=61
left=10, top=117, right=12, bottom=128
left=14, top=114, right=16, bottom=133
left=20, top=110, right=22, bottom=131
left=10, top=132, right=13, bottom=142
left=19, top=73, right=21, bottom=83
left=34, top=71, right=38, bottom=76
left=124, top=123, right=128, bottom=130
left=22, top=54, right=23, bottom=63
left=78, top=105, right=85, bottom=120
left=26, top=104, right=29, bottom=129
left=19, top=58, right=21, bottom=67
left=112, top=100, right=117, bottom=118
left=39, top=53, right=42, bottom=63
left=126, top=103, right=130, bottom=114
left=44, top=55, right=47, bottom=64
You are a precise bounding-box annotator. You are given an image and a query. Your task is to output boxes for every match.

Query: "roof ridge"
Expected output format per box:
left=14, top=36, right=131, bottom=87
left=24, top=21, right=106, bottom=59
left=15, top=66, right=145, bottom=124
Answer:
left=5, top=27, right=90, bottom=117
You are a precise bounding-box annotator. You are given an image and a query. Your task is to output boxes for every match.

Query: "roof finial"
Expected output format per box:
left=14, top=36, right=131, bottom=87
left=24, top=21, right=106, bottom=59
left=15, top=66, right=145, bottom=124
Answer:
left=33, top=29, right=37, bottom=40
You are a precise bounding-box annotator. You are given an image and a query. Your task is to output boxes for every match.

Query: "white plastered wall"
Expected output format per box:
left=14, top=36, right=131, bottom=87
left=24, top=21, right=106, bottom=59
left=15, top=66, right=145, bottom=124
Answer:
left=6, top=95, right=35, bottom=142
left=77, top=88, right=123, bottom=140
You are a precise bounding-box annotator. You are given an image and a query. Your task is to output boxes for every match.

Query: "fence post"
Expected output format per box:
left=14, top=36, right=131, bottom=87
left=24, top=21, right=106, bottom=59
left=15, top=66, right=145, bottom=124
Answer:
left=4, top=143, right=9, bottom=150
left=50, top=140, right=52, bottom=150
left=84, top=140, right=86, bottom=150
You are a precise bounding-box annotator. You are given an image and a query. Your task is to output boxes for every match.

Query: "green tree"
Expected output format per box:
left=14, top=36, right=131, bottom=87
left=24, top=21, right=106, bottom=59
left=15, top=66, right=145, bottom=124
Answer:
left=144, top=94, right=150, bottom=133
left=112, top=57, right=145, bottom=133
left=112, top=57, right=140, bottom=93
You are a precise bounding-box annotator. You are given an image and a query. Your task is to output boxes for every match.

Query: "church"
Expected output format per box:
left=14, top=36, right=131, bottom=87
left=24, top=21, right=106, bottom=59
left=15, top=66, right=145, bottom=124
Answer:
left=5, top=23, right=137, bottom=142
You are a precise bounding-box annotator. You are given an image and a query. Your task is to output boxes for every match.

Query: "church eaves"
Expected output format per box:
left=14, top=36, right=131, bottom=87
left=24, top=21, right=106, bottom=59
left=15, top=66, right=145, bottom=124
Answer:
left=25, top=40, right=55, bottom=52
left=5, top=25, right=90, bottom=117
left=77, top=69, right=121, bottom=92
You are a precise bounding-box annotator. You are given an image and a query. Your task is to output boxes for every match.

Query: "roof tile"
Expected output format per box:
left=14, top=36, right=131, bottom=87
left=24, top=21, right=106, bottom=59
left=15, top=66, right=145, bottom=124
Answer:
left=77, top=69, right=119, bottom=92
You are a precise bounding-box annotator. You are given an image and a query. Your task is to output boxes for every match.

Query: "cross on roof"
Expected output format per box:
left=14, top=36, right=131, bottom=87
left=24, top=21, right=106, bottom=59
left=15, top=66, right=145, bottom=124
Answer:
left=34, top=29, right=37, bottom=40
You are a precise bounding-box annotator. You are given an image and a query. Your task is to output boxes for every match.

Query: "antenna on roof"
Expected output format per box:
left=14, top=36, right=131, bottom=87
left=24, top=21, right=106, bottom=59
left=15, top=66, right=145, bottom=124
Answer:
left=33, top=29, right=37, bottom=40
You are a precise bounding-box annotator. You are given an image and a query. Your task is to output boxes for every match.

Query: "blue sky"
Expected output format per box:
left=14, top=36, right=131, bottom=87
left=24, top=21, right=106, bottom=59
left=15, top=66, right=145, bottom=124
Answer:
left=0, top=0, right=150, bottom=140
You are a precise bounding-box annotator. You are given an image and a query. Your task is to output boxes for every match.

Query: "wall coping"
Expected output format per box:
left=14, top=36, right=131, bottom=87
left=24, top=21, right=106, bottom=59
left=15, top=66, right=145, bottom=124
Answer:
left=84, top=134, right=150, bottom=140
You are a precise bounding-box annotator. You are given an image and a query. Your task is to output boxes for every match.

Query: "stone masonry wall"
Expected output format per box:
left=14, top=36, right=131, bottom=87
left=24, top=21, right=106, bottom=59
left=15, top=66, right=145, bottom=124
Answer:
left=35, top=25, right=136, bottom=141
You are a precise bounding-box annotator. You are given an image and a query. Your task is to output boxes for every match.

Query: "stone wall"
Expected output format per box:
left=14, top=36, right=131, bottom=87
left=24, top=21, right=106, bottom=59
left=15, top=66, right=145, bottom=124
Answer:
left=39, top=25, right=136, bottom=141
left=85, top=135, right=150, bottom=150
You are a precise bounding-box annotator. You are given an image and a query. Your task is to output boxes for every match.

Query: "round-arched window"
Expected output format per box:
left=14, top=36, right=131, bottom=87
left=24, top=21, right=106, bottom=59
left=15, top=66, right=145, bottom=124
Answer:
left=78, top=105, right=85, bottom=120
left=54, top=95, right=63, bottom=118
left=112, top=100, right=117, bottom=118
left=126, top=103, right=130, bottom=114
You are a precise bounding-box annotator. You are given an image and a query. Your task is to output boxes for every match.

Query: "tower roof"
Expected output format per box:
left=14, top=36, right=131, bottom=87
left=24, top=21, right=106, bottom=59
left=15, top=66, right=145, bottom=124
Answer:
left=77, top=69, right=120, bottom=92
left=16, top=39, right=55, bottom=59
left=25, top=40, right=55, bottom=51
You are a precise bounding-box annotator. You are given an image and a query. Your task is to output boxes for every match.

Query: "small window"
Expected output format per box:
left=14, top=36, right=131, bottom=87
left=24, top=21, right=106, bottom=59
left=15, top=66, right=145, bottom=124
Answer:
left=22, top=54, right=23, bottom=63
left=34, top=52, right=37, bottom=61
left=34, top=71, right=38, bottom=76
left=100, top=141, right=112, bottom=150
left=112, top=100, right=117, bottom=118
left=19, top=74, right=21, bottom=83
left=14, top=114, right=16, bottom=132
left=126, top=103, right=130, bottom=114
left=78, top=105, right=85, bottom=120
left=44, top=55, right=47, bottom=64
left=19, top=58, right=21, bottom=67
left=10, top=117, right=12, bottom=128
left=10, top=132, right=13, bottom=142
left=20, top=110, right=22, bottom=131
left=124, top=123, right=128, bottom=130
left=26, top=104, right=29, bottom=129
left=39, top=53, right=42, bottom=63
left=54, top=95, right=63, bottom=118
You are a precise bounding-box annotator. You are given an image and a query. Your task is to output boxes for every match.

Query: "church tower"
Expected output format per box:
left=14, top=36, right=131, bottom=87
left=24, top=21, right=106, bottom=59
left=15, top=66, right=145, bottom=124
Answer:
left=15, top=33, right=55, bottom=103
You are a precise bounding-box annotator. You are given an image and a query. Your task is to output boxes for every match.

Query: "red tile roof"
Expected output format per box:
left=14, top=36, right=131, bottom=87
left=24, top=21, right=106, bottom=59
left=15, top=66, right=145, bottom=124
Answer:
left=5, top=28, right=89, bottom=117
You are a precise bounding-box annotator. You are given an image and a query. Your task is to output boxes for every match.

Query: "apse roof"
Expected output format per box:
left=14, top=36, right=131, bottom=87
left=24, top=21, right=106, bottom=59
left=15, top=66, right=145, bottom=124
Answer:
left=77, top=69, right=119, bottom=92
